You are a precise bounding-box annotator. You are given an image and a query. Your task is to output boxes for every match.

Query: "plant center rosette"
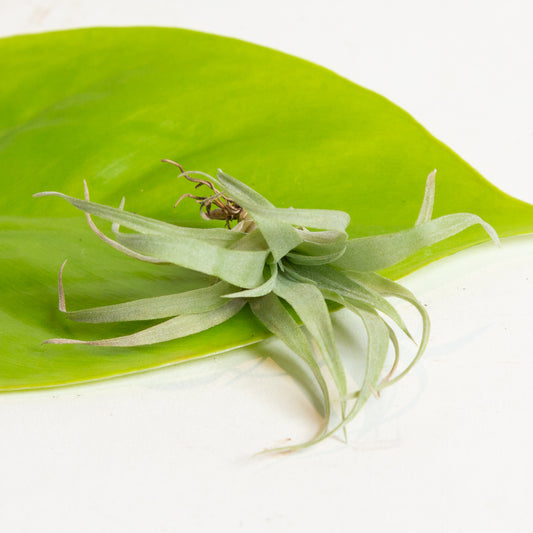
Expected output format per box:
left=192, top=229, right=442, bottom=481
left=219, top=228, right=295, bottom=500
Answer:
left=34, top=162, right=498, bottom=451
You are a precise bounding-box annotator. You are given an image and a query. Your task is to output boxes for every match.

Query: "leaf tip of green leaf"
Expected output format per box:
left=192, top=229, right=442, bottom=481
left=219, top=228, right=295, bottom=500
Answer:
left=42, top=338, right=85, bottom=345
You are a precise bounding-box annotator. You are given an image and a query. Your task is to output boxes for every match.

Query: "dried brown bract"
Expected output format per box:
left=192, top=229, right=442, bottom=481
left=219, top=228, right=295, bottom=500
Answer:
left=162, top=159, right=247, bottom=228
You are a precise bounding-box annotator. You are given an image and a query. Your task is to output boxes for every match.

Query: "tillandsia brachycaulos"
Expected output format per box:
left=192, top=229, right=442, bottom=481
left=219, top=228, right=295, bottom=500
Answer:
left=34, top=161, right=499, bottom=452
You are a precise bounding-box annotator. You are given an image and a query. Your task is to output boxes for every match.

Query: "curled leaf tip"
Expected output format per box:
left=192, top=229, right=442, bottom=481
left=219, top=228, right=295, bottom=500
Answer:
left=161, top=159, right=185, bottom=172
left=58, top=259, right=68, bottom=312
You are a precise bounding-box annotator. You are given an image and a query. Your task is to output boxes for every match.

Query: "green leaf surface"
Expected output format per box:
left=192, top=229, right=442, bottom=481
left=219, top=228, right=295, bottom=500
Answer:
left=1, top=27, right=532, bottom=390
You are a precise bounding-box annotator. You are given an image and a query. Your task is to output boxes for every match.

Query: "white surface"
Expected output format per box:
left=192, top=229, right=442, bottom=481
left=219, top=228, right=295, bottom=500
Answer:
left=1, top=1, right=532, bottom=532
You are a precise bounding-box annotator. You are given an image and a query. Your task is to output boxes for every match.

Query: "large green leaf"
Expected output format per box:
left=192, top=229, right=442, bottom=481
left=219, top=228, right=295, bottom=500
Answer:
left=1, top=27, right=532, bottom=390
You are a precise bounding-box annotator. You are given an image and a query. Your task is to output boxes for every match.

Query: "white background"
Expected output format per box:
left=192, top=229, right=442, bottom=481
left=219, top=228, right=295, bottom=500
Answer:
left=1, top=1, right=532, bottom=532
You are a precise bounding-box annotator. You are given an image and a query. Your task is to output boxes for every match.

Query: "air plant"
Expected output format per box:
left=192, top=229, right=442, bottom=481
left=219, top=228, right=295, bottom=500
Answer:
left=34, top=162, right=499, bottom=451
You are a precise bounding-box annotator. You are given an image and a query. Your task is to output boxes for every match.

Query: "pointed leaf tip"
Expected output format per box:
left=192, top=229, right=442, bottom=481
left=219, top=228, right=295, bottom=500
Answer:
left=415, top=169, right=437, bottom=226
left=58, top=259, right=68, bottom=312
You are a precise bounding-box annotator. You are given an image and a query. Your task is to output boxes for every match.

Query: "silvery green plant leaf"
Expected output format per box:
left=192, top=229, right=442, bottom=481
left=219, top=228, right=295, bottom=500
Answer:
left=32, top=164, right=498, bottom=450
